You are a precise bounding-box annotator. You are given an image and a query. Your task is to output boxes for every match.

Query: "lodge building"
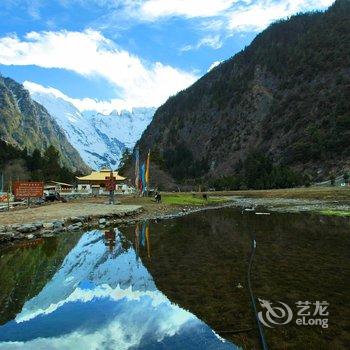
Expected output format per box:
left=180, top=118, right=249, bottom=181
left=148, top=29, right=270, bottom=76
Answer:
left=76, top=168, right=131, bottom=195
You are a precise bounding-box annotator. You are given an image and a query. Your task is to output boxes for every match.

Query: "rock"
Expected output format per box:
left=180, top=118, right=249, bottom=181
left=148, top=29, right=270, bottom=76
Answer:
left=43, top=222, right=54, bottom=229
left=33, top=222, right=43, bottom=229
left=27, top=234, right=35, bottom=240
left=70, top=216, right=85, bottom=223
left=99, top=218, right=107, bottom=225
left=42, top=233, right=55, bottom=238
left=1, top=231, right=15, bottom=237
left=0, top=232, right=13, bottom=242
left=0, top=225, right=6, bottom=233
left=17, top=224, right=38, bottom=233
left=64, top=221, right=83, bottom=231
left=54, top=227, right=66, bottom=234
left=67, top=223, right=82, bottom=231
left=41, top=229, right=54, bottom=235
left=53, top=221, right=64, bottom=229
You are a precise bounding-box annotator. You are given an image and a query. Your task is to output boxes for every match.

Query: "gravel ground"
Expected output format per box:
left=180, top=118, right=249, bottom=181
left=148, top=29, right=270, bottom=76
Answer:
left=0, top=201, right=142, bottom=225
left=1, top=190, right=349, bottom=227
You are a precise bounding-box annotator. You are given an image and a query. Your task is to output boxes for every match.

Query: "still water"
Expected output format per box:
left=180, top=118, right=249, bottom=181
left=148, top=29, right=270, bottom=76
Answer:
left=0, top=208, right=349, bottom=349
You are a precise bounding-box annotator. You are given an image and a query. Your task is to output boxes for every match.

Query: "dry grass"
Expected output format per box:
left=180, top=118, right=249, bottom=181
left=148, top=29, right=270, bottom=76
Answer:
left=162, top=194, right=226, bottom=206
left=203, top=187, right=350, bottom=201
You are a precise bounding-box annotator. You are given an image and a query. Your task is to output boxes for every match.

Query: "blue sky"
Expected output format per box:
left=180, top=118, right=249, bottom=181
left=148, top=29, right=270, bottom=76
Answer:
left=0, top=0, right=334, bottom=113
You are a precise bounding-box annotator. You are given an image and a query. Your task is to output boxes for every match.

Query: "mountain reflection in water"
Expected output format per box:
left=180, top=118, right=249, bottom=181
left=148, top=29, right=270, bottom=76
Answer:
left=0, top=227, right=238, bottom=350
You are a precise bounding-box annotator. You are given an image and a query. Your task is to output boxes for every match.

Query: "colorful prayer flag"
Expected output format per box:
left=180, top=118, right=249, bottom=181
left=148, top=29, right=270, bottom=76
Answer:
left=145, top=150, right=150, bottom=189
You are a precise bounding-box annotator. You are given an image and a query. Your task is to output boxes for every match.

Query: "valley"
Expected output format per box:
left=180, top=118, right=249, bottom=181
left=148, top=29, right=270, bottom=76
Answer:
left=0, top=1, right=349, bottom=349
left=26, top=82, right=155, bottom=169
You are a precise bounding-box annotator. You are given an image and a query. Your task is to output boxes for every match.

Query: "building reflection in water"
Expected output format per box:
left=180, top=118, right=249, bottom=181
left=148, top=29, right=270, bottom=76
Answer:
left=104, top=229, right=116, bottom=252
left=103, top=224, right=150, bottom=258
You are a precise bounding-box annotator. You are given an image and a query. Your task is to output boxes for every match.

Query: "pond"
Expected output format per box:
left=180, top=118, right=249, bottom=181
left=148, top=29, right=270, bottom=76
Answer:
left=0, top=208, right=349, bottom=349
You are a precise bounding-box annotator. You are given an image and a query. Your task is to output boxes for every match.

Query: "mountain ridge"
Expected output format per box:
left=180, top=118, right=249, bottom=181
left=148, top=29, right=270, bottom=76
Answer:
left=26, top=86, right=155, bottom=170
left=137, top=0, right=350, bottom=186
left=0, top=76, right=89, bottom=172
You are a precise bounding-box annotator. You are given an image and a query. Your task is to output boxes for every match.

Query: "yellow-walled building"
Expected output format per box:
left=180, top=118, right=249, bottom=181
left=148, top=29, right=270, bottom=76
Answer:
left=76, top=168, right=127, bottom=195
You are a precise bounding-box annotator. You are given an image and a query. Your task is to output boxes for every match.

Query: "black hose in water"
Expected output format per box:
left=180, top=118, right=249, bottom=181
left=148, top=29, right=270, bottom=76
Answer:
left=247, top=234, right=269, bottom=350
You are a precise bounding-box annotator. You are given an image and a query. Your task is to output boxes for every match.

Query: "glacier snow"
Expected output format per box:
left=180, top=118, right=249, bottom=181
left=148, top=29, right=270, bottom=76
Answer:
left=27, top=89, right=155, bottom=170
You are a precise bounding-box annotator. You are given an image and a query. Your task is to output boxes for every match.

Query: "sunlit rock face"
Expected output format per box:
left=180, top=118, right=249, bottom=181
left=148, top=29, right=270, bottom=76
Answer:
left=0, top=229, right=238, bottom=350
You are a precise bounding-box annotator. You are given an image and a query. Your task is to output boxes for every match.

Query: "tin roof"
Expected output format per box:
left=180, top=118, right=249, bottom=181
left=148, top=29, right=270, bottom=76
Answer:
left=46, top=181, right=73, bottom=187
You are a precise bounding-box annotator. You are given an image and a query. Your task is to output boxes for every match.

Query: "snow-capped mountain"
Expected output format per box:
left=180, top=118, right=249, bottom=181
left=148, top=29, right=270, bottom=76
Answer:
left=16, top=229, right=157, bottom=322
left=0, top=229, right=236, bottom=350
left=26, top=88, right=155, bottom=170
left=87, top=108, right=155, bottom=150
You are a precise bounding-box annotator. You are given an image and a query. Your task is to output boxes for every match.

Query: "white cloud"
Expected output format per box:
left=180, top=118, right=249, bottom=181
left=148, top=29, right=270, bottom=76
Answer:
left=9, top=284, right=194, bottom=350
left=23, top=80, right=130, bottom=113
left=133, top=0, right=336, bottom=42
left=208, top=61, right=222, bottom=72
left=226, top=0, right=335, bottom=32
left=0, top=1, right=336, bottom=109
left=116, top=0, right=335, bottom=53
left=139, top=0, right=236, bottom=20
left=0, top=29, right=197, bottom=109
left=181, top=35, right=223, bottom=52
left=16, top=283, right=173, bottom=323
left=115, top=0, right=334, bottom=28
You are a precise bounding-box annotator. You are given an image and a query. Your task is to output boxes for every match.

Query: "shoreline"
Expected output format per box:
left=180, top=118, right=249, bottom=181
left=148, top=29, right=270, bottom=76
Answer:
left=0, top=200, right=236, bottom=249
left=1, top=188, right=350, bottom=249
left=230, top=195, right=350, bottom=215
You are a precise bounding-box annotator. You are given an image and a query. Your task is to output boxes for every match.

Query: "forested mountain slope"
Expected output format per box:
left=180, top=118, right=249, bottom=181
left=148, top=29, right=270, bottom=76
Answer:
left=138, top=0, right=350, bottom=186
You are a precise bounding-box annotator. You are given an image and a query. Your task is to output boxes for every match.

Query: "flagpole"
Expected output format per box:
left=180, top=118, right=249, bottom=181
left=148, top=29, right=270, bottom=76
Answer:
left=146, top=149, right=150, bottom=195
left=135, top=147, right=140, bottom=196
